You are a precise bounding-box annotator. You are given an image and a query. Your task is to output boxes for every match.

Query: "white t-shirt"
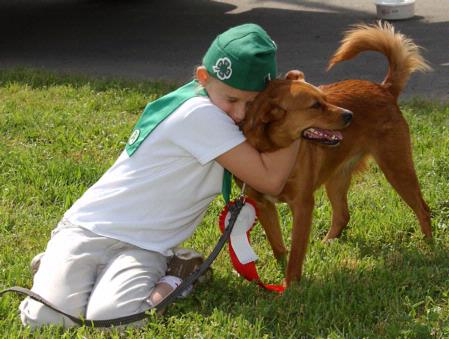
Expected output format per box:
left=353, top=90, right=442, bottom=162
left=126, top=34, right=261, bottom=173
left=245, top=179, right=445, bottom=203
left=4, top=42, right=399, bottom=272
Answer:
left=64, top=96, right=245, bottom=256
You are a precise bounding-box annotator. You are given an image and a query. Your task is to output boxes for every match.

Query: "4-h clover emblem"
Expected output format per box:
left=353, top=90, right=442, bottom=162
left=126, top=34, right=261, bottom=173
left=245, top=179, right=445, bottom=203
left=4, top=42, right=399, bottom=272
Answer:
left=128, top=129, right=140, bottom=145
left=212, top=57, right=232, bottom=80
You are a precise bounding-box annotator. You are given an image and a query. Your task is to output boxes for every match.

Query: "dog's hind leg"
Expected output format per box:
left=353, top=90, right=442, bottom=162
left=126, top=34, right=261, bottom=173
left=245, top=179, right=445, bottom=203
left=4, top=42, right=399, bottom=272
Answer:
left=323, top=168, right=353, bottom=241
left=254, top=199, right=288, bottom=263
left=371, top=121, right=432, bottom=238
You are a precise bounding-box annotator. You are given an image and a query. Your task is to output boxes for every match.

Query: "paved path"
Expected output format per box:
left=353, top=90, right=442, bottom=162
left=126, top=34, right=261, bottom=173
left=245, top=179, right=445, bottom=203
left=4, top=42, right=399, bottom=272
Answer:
left=0, top=0, right=447, bottom=100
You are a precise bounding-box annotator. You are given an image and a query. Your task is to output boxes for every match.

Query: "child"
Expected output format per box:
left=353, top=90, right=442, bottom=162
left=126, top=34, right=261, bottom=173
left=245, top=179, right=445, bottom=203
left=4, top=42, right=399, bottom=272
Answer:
left=19, top=23, right=300, bottom=329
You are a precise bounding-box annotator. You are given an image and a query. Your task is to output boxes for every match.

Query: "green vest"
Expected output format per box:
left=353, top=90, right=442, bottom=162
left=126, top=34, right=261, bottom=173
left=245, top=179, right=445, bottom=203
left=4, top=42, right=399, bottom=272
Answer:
left=125, top=80, right=232, bottom=203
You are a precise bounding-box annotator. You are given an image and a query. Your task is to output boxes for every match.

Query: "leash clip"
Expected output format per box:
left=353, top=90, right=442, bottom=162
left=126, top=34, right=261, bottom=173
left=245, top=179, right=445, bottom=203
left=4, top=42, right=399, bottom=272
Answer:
left=238, top=183, right=247, bottom=205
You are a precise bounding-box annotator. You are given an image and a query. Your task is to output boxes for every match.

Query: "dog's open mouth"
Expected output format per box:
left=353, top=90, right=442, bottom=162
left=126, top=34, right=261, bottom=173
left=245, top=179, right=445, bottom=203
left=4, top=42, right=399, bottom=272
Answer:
left=302, top=128, right=343, bottom=145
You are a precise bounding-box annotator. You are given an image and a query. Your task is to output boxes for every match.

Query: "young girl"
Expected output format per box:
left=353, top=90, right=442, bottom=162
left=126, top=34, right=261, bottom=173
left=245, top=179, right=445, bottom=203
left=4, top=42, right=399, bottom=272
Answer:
left=20, top=23, right=300, bottom=328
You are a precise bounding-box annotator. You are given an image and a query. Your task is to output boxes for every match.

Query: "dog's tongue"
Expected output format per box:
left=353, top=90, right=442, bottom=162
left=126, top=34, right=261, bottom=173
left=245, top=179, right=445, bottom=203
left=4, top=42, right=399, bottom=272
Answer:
left=303, top=128, right=343, bottom=142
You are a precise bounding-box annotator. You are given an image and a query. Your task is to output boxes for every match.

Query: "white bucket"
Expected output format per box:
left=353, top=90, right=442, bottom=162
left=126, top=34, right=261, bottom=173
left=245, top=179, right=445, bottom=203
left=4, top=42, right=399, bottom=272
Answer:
left=375, top=0, right=415, bottom=20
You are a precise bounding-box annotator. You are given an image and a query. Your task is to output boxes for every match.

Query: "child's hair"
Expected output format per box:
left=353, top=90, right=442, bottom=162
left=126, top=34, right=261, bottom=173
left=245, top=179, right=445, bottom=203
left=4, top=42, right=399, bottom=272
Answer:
left=202, top=23, right=277, bottom=92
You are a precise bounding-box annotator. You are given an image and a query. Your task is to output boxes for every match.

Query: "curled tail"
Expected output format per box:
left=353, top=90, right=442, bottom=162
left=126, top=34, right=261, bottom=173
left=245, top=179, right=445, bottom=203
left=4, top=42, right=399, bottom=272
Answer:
left=327, top=21, right=431, bottom=98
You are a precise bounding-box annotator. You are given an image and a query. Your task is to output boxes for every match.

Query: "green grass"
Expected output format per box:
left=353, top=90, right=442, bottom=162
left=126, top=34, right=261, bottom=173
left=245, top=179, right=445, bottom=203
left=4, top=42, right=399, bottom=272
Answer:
left=1, top=68, right=448, bottom=338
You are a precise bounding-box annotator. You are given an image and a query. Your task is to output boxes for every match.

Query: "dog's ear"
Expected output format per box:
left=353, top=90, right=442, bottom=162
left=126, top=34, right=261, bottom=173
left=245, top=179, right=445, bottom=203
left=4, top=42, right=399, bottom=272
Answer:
left=261, top=98, right=287, bottom=123
left=244, top=90, right=271, bottom=129
left=285, top=69, right=305, bottom=81
left=244, top=81, right=288, bottom=128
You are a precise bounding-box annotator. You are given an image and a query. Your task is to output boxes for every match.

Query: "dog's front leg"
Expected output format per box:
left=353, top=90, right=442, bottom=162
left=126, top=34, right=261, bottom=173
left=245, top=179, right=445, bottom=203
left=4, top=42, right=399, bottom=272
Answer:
left=254, top=198, right=288, bottom=265
left=286, top=194, right=315, bottom=286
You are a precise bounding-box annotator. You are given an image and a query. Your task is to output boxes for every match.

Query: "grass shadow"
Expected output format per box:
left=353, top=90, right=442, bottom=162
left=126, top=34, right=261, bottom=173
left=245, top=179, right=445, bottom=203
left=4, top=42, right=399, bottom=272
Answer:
left=178, top=239, right=449, bottom=337
left=0, top=67, right=178, bottom=95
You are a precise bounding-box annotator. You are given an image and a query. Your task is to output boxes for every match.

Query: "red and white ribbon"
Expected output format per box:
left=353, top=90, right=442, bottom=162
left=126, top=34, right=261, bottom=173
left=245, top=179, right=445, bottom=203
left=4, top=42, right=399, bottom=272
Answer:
left=218, top=198, right=285, bottom=293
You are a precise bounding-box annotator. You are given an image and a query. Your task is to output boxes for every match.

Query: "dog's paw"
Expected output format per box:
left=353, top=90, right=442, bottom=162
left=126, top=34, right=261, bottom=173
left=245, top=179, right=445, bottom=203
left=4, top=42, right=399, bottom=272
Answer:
left=322, top=236, right=339, bottom=244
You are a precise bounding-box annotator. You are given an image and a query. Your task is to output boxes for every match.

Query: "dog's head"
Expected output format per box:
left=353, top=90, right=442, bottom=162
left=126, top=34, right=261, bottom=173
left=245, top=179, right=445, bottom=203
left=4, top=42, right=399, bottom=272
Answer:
left=240, top=72, right=352, bottom=152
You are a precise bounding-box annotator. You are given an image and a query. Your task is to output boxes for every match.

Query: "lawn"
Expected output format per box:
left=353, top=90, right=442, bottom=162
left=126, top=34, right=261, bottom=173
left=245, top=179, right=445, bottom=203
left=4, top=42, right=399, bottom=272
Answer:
left=0, top=68, right=448, bottom=338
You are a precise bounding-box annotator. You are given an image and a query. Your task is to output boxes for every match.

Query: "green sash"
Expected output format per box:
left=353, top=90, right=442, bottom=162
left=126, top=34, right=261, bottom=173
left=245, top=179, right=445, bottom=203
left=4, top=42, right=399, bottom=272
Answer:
left=125, top=80, right=232, bottom=203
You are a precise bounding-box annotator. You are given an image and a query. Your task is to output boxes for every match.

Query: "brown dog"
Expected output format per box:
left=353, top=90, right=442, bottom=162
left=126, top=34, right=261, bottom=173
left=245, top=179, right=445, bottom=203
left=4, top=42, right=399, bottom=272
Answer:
left=239, top=22, right=432, bottom=286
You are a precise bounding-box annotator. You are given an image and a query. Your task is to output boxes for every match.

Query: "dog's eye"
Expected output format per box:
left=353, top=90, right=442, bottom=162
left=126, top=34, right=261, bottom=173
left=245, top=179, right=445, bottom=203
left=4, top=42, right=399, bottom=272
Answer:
left=310, top=102, right=321, bottom=109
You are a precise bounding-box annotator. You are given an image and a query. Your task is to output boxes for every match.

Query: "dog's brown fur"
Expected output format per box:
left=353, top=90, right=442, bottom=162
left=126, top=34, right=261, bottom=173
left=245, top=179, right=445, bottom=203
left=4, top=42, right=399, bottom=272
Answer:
left=240, top=22, right=432, bottom=286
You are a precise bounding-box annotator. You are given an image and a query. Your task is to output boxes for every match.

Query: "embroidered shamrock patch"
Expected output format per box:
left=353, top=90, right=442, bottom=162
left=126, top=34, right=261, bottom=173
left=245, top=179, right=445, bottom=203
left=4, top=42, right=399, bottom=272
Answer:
left=212, top=57, right=232, bottom=80
left=128, top=129, right=140, bottom=145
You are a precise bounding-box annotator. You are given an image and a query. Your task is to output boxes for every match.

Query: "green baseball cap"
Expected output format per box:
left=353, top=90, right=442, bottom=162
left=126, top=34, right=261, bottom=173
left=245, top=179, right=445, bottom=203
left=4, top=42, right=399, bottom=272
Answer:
left=203, top=23, right=277, bottom=92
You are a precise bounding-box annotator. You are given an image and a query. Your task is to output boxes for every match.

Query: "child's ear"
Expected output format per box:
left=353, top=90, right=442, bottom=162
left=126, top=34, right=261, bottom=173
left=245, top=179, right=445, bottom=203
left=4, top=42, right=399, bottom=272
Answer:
left=196, top=67, right=209, bottom=86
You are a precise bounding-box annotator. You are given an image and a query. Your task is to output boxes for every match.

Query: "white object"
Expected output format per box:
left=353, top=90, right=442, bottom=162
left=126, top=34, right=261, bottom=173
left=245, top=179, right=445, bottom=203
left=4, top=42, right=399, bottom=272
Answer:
left=64, top=96, right=245, bottom=256
left=375, top=0, right=415, bottom=20
left=227, top=202, right=259, bottom=264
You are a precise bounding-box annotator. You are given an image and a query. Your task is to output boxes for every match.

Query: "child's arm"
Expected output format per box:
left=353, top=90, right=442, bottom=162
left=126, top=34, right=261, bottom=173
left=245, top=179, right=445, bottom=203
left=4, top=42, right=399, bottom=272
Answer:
left=216, top=139, right=300, bottom=196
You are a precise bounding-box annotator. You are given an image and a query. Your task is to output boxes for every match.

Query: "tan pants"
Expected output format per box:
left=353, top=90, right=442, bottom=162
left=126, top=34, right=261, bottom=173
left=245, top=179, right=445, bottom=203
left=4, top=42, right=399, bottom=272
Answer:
left=19, top=220, right=169, bottom=329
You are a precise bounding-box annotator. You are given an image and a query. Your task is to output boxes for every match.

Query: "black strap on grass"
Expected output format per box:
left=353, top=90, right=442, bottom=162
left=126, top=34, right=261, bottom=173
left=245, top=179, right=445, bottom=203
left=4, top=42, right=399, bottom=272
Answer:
left=0, top=198, right=245, bottom=327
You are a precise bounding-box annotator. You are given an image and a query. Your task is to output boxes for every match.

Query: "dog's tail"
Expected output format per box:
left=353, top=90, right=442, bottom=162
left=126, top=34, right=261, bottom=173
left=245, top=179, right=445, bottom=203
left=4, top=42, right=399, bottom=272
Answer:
left=327, top=21, right=431, bottom=98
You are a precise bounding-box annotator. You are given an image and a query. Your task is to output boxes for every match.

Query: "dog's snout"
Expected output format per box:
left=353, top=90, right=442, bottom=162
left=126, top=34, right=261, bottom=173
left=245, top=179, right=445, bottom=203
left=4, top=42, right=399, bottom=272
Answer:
left=342, top=110, right=353, bottom=125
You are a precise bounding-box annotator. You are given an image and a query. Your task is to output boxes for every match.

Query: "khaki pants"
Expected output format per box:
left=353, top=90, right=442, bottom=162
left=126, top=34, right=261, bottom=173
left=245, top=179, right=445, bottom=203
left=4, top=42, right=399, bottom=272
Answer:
left=19, top=220, right=169, bottom=329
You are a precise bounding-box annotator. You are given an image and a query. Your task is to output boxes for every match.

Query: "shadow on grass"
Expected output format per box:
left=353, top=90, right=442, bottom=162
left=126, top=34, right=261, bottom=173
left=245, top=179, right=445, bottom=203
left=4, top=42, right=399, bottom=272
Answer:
left=166, top=238, right=448, bottom=337
left=2, top=227, right=447, bottom=336
left=0, top=67, right=178, bottom=96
